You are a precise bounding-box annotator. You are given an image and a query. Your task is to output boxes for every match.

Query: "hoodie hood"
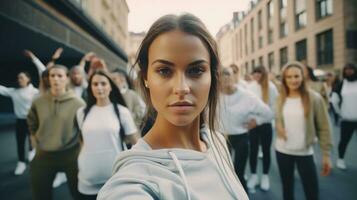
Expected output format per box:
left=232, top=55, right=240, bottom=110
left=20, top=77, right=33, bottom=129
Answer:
left=99, top=129, right=249, bottom=200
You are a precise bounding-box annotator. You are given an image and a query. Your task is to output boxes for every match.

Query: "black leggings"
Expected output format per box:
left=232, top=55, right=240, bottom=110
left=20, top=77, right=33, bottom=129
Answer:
left=249, top=123, right=272, bottom=174
left=79, top=192, right=97, bottom=200
left=276, top=151, right=318, bottom=200
left=338, top=120, right=357, bottom=158
left=15, top=119, right=32, bottom=162
left=228, top=134, right=249, bottom=192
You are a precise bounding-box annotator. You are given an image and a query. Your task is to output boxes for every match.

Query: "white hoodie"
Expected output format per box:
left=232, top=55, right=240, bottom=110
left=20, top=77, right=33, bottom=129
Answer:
left=98, top=129, right=249, bottom=200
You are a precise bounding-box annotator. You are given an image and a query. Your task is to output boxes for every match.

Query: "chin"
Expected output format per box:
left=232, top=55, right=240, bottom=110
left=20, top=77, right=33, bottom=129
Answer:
left=167, top=116, right=197, bottom=127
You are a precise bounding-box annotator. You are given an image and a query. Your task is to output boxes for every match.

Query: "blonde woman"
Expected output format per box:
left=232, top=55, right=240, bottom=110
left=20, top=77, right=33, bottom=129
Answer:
left=275, top=61, right=332, bottom=200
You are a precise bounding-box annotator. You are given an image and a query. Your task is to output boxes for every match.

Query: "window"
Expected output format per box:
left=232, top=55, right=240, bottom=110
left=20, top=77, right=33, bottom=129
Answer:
left=245, top=24, right=248, bottom=55
left=316, top=29, right=333, bottom=65
left=280, top=47, right=288, bottom=68
left=268, top=29, right=274, bottom=44
left=295, top=0, right=307, bottom=30
left=258, top=10, right=262, bottom=30
left=252, top=60, right=256, bottom=69
left=268, top=1, right=274, bottom=18
left=316, top=0, right=333, bottom=19
left=268, top=52, right=274, bottom=70
left=295, top=39, right=307, bottom=62
left=251, top=18, right=255, bottom=53
left=267, top=1, right=274, bottom=45
left=280, top=22, right=288, bottom=38
left=259, top=56, right=264, bottom=66
left=259, top=36, right=263, bottom=49
left=279, top=0, right=288, bottom=38
left=245, top=62, right=249, bottom=73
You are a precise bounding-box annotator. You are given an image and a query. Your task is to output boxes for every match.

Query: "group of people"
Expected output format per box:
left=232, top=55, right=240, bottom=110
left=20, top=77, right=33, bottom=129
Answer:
left=1, top=13, right=356, bottom=200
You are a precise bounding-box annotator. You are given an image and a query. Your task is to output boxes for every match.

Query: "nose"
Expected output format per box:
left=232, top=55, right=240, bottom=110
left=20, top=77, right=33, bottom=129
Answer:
left=173, top=73, right=190, bottom=96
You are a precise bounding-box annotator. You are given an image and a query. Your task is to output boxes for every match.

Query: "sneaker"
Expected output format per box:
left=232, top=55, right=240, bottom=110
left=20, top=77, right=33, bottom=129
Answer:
left=28, top=149, right=36, bottom=162
left=14, top=161, right=26, bottom=175
left=260, top=174, right=270, bottom=191
left=336, top=159, right=346, bottom=170
left=258, top=149, right=263, bottom=159
left=53, top=173, right=67, bottom=188
left=247, top=174, right=258, bottom=190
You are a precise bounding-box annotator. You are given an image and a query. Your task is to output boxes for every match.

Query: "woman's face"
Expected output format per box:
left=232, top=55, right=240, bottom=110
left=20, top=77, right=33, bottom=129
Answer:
left=146, top=30, right=211, bottom=126
left=91, top=74, right=112, bottom=101
left=49, top=68, right=68, bottom=91
left=17, top=73, right=30, bottom=88
left=221, top=68, right=235, bottom=90
left=252, top=72, right=262, bottom=81
left=284, top=66, right=303, bottom=92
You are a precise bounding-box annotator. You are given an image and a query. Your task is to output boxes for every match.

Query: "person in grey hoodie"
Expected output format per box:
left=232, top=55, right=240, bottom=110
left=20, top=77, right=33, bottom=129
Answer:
left=97, top=14, right=248, bottom=200
left=27, top=64, right=85, bottom=200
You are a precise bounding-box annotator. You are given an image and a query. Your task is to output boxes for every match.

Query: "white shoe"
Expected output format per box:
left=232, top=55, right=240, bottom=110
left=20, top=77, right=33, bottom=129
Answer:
left=247, top=174, right=258, bottom=190
left=336, top=159, right=346, bottom=170
left=14, top=161, right=26, bottom=175
left=258, top=149, right=263, bottom=159
left=52, top=173, right=67, bottom=188
left=260, top=174, right=270, bottom=191
left=28, top=149, right=36, bottom=161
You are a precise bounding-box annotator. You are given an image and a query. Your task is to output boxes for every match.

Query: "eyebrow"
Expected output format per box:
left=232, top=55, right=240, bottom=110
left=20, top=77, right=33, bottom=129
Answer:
left=151, top=59, right=209, bottom=66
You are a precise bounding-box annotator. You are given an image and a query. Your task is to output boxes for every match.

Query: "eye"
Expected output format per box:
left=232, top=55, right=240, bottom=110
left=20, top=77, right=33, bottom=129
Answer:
left=187, top=66, right=205, bottom=77
left=156, top=67, right=172, bottom=77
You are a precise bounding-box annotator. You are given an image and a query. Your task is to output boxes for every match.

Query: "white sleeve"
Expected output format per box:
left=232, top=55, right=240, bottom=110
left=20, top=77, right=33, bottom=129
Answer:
left=330, top=92, right=341, bottom=115
left=31, top=57, right=47, bottom=76
left=249, top=94, right=274, bottom=125
left=0, top=85, right=15, bottom=97
left=119, top=105, right=138, bottom=135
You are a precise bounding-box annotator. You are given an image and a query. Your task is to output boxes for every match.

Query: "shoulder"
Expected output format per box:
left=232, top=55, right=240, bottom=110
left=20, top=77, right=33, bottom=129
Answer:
left=118, top=104, right=132, bottom=115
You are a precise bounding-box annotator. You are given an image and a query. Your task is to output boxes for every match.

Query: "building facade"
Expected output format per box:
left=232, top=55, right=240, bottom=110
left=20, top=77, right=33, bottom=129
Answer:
left=217, top=0, right=357, bottom=75
left=78, top=0, right=129, bottom=50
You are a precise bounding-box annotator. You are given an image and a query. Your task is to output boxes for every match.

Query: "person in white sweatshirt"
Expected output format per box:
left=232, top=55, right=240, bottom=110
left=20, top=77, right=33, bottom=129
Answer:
left=331, top=63, right=357, bottom=170
left=219, top=67, right=274, bottom=192
left=0, top=71, right=38, bottom=175
left=97, top=14, right=248, bottom=200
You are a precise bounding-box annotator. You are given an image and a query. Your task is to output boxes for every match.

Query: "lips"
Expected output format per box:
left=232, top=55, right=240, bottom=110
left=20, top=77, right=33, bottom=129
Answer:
left=168, top=100, right=194, bottom=113
left=169, top=100, right=194, bottom=107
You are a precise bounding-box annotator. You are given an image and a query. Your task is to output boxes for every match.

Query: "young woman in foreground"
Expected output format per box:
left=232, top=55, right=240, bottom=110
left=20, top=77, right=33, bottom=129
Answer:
left=275, top=61, right=332, bottom=200
left=98, top=14, right=248, bottom=200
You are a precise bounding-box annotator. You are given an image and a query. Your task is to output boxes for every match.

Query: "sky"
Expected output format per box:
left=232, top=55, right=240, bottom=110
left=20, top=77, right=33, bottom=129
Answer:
left=126, top=0, right=251, bottom=36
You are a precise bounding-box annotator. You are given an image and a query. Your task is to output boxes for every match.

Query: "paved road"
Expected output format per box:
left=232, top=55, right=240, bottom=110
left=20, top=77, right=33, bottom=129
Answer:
left=0, top=115, right=356, bottom=199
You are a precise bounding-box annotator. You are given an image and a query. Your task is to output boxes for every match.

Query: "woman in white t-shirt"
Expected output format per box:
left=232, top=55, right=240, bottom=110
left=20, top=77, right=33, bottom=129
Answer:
left=275, top=61, right=332, bottom=200
left=76, top=69, right=139, bottom=200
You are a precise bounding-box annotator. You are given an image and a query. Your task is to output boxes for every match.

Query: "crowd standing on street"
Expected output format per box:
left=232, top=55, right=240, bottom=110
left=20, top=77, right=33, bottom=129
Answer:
left=0, top=12, right=356, bottom=200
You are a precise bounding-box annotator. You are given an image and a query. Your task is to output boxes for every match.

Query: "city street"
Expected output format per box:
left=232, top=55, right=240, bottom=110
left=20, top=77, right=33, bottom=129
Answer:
left=0, top=114, right=356, bottom=200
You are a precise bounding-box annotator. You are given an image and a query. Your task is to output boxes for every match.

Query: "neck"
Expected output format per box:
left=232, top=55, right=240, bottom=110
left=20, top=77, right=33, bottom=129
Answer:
left=96, top=98, right=111, bottom=106
left=51, top=88, right=66, bottom=97
left=288, top=89, right=301, bottom=97
left=144, top=115, right=205, bottom=151
left=222, top=85, right=237, bottom=95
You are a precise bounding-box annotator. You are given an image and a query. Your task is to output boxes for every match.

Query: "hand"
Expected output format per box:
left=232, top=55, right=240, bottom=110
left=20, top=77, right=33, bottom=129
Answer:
left=30, top=135, right=37, bottom=149
left=23, top=49, right=35, bottom=59
left=321, top=155, right=332, bottom=176
left=246, top=119, right=257, bottom=130
left=51, top=47, right=63, bottom=60
left=276, top=124, right=287, bottom=141
left=83, top=52, right=96, bottom=61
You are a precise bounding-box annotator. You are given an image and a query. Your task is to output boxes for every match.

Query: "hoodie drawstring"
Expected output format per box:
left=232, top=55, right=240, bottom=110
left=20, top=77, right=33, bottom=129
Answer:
left=168, top=151, right=192, bottom=200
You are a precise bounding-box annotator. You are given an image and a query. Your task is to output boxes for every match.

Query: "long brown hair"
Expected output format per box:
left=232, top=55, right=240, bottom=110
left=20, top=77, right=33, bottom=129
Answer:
left=253, top=66, right=269, bottom=104
left=278, top=61, right=310, bottom=118
left=133, top=14, right=238, bottom=179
